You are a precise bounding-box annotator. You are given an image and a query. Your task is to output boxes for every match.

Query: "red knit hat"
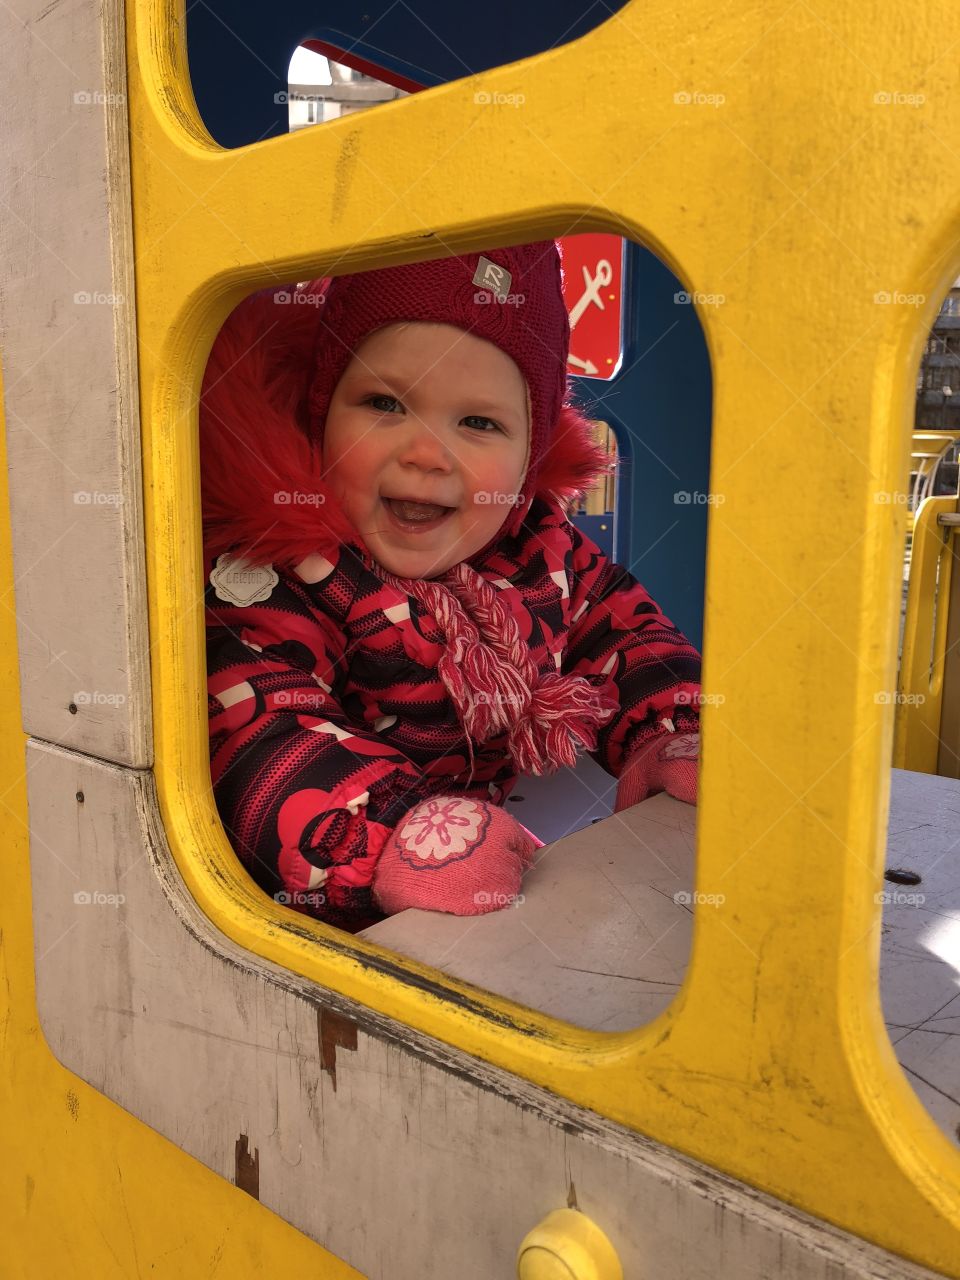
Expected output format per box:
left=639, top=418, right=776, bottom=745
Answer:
left=306, top=241, right=570, bottom=543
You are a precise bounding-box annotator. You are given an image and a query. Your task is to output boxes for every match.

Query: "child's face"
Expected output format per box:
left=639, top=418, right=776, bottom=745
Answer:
left=322, top=322, right=530, bottom=580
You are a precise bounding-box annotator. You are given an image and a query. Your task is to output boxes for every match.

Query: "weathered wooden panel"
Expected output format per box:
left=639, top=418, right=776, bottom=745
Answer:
left=0, top=0, right=150, bottom=765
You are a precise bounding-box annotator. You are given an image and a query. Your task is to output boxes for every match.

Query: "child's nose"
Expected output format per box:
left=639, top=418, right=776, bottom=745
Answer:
left=397, top=419, right=454, bottom=471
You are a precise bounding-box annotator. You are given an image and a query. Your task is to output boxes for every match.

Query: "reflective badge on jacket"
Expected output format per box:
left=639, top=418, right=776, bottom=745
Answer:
left=209, top=553, right=279, bottom=607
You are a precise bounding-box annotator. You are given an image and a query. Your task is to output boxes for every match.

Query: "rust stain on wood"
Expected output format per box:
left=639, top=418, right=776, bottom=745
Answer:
left=235, top=1133, right=259, bottom=1199
left=318, top=1007, right=358, bottom=1092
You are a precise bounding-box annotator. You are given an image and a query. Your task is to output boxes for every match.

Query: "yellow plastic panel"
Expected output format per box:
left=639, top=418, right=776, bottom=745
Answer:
left=128, top=0, right=960, bottom=1272
left=0, top=365, right=362, bottom=1277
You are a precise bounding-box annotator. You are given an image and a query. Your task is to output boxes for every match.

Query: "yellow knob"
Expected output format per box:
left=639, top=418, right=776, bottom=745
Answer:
left=517, top=1208, right=623, bottom=1280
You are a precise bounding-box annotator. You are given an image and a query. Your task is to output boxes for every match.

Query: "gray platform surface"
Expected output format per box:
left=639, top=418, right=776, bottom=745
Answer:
left=360, top=767, right=960, bottom=1144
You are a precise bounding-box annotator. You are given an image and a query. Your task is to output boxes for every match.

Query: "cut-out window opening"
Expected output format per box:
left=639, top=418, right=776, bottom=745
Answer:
left=884, top=272, right=960, bottom=1152
left=201, top=227, right=712, bottom=1035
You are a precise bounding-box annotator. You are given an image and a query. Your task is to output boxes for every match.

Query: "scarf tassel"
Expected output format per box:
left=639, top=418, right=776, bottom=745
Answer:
left=386, top=562, right=619, bottom=781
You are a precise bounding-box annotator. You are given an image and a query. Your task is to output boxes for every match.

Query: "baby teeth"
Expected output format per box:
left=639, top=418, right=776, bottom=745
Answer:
left=388, top=499, right=449, bottom=521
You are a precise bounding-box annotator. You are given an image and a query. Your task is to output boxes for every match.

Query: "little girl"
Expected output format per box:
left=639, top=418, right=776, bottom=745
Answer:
left=202, top=241, right=701, bottom=932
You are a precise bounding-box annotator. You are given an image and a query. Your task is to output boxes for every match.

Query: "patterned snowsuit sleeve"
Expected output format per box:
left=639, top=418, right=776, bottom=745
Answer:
left=560, top=520, right=702, bottom=777
left=207, top=574, right=430, bottom=931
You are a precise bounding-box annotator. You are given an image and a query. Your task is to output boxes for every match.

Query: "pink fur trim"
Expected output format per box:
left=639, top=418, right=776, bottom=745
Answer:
left=200, top=285, right=358, bottom=569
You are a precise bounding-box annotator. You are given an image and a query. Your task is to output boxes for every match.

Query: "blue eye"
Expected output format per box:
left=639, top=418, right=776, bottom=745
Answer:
left=462, top=415, right=500, bottom=433
left=366, top=394, right=401, bottom=413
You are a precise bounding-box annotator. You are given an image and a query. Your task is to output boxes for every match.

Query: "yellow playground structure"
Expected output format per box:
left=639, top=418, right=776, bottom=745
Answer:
left=2, top=0, right=960, bottom=1276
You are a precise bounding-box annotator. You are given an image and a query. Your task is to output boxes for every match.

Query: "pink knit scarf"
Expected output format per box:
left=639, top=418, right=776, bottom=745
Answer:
left=379, top=560, right=618, bottom=782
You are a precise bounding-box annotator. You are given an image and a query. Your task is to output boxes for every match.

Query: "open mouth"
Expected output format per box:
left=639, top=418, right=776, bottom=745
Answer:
left=382, top=497, right=457, bottom=531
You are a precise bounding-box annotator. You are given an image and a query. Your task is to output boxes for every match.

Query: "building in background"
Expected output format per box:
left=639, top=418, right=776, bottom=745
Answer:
left=915, top=279, right=960, bottom=497
left=286, top=46, right=407, bottom=130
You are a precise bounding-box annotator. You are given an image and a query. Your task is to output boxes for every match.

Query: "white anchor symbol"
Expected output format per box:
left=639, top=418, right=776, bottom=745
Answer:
left=568, top=259, right=614, bottom=331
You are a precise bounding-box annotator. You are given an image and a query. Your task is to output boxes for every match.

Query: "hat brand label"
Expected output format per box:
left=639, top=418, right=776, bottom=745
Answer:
left=210, top=553, right=279, bottom=607
left=473, top=257, right=512, bottom=297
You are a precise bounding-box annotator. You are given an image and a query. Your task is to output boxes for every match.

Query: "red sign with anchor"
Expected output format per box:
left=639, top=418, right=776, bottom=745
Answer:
left=558, top=233, right=625, bottom=381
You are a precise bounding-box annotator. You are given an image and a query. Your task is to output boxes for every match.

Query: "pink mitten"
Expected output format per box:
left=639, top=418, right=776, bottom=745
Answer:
left=372, top=795, right=543, bottom=917
left=615, top=732, right=699, bottom=812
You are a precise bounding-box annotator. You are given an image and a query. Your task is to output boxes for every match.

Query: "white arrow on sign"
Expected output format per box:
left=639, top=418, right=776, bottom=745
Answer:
left=567, top=353, right=599, bottom=375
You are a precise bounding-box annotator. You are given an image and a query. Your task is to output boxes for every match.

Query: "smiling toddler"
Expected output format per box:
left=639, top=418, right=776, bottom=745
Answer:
left=202, top=241, right=701, bottom=930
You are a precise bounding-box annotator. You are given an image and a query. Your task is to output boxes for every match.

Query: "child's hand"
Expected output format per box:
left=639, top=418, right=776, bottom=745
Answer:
left=372, top=795, right=542, bottom=917
left=615, top=732, right=699, bottom=812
